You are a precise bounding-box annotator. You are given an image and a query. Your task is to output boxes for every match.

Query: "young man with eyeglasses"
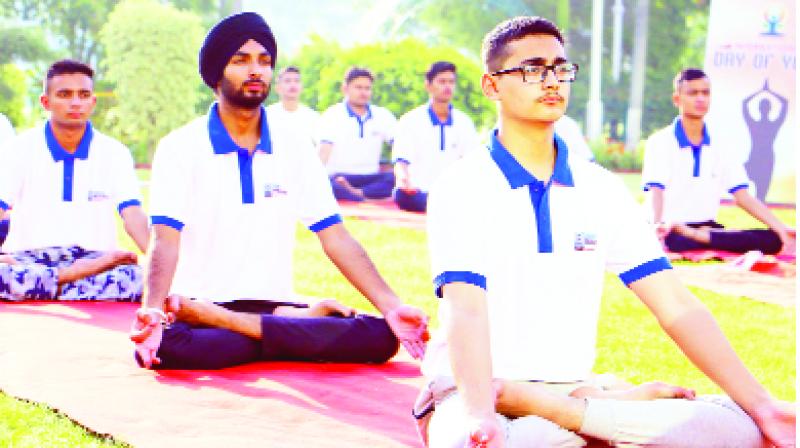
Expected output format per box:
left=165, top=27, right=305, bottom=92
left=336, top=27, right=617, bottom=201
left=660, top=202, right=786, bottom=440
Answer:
left=642, top=68, right=795, bottom=256
left=391, top=61, right=480, bottom=212
left=416, top=16, right=794, bottom=448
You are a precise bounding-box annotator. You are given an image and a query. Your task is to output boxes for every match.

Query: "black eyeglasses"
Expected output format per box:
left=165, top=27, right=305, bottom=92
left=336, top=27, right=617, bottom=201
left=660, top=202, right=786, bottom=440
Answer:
left=491, top=62, right=579, bottom=84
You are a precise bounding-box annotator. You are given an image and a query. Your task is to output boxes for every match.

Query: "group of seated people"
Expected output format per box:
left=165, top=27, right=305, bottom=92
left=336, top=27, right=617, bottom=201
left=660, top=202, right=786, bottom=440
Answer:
left=0, top=11, right=794, bottom=448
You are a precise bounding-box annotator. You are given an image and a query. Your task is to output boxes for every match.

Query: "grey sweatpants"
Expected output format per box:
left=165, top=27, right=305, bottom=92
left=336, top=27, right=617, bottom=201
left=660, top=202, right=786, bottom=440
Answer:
left=427, top=382, right=764, bottom=448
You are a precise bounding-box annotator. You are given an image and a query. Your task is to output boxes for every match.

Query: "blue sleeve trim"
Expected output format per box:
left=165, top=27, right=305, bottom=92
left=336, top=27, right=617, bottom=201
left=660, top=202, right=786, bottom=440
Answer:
left=728, top=183, right=749, bottom=194
left=0, top=199, right=9, bottom=211
left=393, top=158, right=411, bottom=165
left=151, top=215, right=185, bottom=231
left=619, top=257, right=672, bottom=286
left=433, top=271, right=487, bottom=298
left=117, top=199, right=142, bottom=214
left=319, top=139, right=333, bottom=145
left=642, top=182, right=665, bottom=192
left=309, top=213, right=342, bottom=233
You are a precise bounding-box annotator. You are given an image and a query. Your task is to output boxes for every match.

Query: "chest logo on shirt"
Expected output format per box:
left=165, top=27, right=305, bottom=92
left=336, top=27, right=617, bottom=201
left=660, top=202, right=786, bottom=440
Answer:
left=263, top=183, right=288, bottom=198
left=574, top=232, right=597, bottom=251
left=87, top=190, right=109, bottom=201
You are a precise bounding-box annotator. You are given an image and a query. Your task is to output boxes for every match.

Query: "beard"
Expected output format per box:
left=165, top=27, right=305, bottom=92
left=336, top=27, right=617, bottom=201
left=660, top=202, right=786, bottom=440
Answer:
left=219, top=76, right=269, bottom=109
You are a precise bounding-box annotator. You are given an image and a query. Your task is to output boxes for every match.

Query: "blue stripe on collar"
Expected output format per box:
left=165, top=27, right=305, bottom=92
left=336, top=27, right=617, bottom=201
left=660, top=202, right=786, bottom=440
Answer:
left=488, top=130, right=574, bottom=189
left=345, top=102, right=372, bottom=138
left=45, top=121, right=93, bottom=162
left=207, top=103, right=272, bottom=204
left=207, top=103, right=272, bottom=155
left=673, top=118, right=709, bottom=178
left=428, top=103, right=453, bottom=151
left=488, top=129, right=574, bottom=253
left=45, top=121, right=94, bottom=202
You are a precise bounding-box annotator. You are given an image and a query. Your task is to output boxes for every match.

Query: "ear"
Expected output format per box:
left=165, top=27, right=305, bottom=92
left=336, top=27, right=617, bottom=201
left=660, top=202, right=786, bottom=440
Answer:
left=39, top=93, right=49, bottom=111
left=481, top=73, right=499, bottom=100
left=671, top=91, right=680, bottom=108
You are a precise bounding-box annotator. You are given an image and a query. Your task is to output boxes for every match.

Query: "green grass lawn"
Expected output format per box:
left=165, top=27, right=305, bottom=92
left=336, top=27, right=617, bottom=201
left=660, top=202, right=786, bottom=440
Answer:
left=2, top=170, right=795, bottom=446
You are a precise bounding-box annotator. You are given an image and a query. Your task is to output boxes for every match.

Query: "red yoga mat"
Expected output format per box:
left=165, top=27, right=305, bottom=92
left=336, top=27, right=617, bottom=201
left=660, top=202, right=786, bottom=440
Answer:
left=0, top=302, right=425, bottom=447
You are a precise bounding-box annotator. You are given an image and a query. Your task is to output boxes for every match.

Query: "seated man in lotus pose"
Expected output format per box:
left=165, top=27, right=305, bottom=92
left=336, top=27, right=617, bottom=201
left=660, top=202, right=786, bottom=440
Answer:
left=130, top=12, right=428, bottom=371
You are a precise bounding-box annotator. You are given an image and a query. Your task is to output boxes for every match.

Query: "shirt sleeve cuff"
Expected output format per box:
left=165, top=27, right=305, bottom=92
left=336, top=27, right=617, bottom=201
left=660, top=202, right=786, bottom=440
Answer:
left=117, top=199, right=142, bottom=214
left=319, top=139, right=334, bottom=145
left=433, top=271, right=487, bottom=298
left=642, top=182, right=665, bottom=191
left=309, top=213, right=342, bottom=233
left=618, top=257, right=672, bottom=286
left=0, top=199, right=9, bottom=211
left=151, top=215, right=185, bottom=231
left=727, top=183, right=749, bottom=194
left=393, top=157, right=411, bottom=165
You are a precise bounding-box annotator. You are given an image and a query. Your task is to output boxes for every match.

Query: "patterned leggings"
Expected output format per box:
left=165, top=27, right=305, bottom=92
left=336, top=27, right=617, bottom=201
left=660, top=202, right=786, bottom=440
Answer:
left=0, top=246, right=142, bottom=302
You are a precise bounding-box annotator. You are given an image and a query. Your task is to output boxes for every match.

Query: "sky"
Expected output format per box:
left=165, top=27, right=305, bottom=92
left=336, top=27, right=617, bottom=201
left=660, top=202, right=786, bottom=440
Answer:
left=243, top=0, right=403, bottom=57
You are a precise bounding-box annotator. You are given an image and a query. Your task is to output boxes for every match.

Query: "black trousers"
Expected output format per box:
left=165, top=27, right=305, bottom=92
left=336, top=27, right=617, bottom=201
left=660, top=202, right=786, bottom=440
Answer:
left=665, top=220, right=782, bottom=254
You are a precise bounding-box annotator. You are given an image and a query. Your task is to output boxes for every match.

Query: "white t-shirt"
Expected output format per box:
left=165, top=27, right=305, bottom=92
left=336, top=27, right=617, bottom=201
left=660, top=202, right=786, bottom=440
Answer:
left=0, top=113, right=14, bottom=146
left=391, top=103, right=480, bottom=192
left=265, top=102, right=320, bottom=145
left=554, top=115, right=594, bottom=161
left=422, top=130, right=669, bottom=382
left=149, top=103, right=341, bottom=302
left=318, top=101, right=396, bottom=175
left=0, top=122, right=142, bottom=252
left=642, top=117, right=751, bottom=224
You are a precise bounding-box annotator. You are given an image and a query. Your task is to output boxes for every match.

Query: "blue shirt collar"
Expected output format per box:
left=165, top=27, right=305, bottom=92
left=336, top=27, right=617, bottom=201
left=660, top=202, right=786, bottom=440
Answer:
left=489, top=129, right=574, bottom=189
left=427, top=102, right=453, bottom=126
left=207, top=103, right=272, bottom=155
left=673, top=117, right=710, bottom=149
left=45, top=121, right=93, bottom=162
left=345, top=101, right=372, bottom=121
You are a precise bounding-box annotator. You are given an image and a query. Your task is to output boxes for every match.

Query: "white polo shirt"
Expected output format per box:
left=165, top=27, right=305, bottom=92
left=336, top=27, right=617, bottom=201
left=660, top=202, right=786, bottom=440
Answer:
left=149, top=103, right=341, bottom=302
left=265, top=102, right=320, bottom=145
left=318, top=101, right=396, bottom=175
left=0, top=122, right=142, bottom=252
left=0, top=113, right=14, bottom=145
left=554, top=115, right=594, bottom=161
left=642, top=118, right=750, bottom=224
left=391, top=103, right=480, bottom=192
left=422, top=130, right=670, bottom=382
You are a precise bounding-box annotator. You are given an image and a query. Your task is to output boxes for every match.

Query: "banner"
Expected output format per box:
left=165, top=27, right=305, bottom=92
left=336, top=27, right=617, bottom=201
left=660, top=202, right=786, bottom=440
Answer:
left=703, top=0, right=795, bottom=202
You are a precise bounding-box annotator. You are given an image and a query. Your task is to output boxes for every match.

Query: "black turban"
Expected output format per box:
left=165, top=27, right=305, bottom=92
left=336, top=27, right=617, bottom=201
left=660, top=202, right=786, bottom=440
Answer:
left=198, top=12, right=277, bottom=89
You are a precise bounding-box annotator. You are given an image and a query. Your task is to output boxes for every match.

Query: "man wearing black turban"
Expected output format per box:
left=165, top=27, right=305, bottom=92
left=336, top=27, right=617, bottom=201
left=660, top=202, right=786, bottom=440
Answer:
left=130, top=12, right=429, bottom=370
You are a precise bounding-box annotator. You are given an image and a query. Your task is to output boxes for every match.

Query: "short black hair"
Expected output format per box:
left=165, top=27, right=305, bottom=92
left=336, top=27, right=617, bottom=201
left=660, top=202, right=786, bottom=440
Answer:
left=426, top=61, right=457, bottom=82
left=673, top=68, right=708, bottom=91
left=45, top=59, right=94, bottom=92
left=344, top=66, right=374, bottom=85
left=278, top=66, right=300, bottom=80
left=481, top=16, right=564, bottom=72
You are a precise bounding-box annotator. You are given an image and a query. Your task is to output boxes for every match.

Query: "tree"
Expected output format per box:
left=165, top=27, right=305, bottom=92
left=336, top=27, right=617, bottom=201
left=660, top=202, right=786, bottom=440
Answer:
left=100, top=0, right=203, bottom=163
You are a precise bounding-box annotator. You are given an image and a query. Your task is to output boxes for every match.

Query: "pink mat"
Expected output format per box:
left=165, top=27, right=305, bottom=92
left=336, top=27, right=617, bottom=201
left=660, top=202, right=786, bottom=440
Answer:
left=339, top=199, right=426, bottom=230
left=667, top=250, right=796, bottom=278
left=0, top=302, right=425, bottom=447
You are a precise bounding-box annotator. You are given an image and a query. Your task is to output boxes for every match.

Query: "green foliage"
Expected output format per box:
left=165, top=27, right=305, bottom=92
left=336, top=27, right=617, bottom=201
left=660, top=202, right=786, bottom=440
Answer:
left=590, top=138, right=644, bottom=172
left=290, top=36, right=495, bottom=131
left=0, top=63, right=28, bottom=127
left=0, top=24, right=52, bottom=64
left=99, top=0, right=203, bottom=163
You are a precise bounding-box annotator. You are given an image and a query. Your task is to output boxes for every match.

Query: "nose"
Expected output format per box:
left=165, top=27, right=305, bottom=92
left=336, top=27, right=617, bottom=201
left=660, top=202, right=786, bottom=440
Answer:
left=542, top=68, right=560, bottom=89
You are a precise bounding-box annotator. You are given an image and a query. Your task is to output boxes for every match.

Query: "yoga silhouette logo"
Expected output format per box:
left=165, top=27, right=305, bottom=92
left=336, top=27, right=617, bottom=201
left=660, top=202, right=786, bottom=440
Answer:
left=743, top=79, right=788, bottom=201
left=761, top=6, right=785, bottom=36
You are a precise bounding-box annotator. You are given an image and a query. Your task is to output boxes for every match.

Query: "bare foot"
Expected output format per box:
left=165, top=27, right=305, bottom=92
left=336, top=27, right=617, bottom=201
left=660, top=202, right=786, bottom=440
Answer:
left=570, top=381, right=695, bottom=401
left=58, top=251, right=138, bottom=284
left=0, top=254, right=17, bottom=264
left=305, top=299, right=355, bottom=317
left=334, top=176, right=365, bottom=200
